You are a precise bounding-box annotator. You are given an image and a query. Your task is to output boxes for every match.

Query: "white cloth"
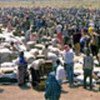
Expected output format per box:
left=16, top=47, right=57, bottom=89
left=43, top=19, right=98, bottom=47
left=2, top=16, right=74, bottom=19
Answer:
left=42, top=48, right=49, bottom=58
left=47, top=52, right=58, bottom=66
left=56, top=24, right=62, bottom=33
left=30, top=59, right=45, bottom=70
left=30, top=60, right=40, bottom=70
left=63, top=49, right=74, bottom=64
left=56, top=65, right=66, bottom=81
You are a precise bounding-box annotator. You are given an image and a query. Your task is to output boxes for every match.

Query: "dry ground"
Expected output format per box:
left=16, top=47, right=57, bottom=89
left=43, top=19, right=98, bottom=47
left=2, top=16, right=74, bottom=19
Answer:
left=0, top=0, right=100, bottom=100
left=0, top=84, right=100, bottom=100
left=0, top=0, right=100, bottom=8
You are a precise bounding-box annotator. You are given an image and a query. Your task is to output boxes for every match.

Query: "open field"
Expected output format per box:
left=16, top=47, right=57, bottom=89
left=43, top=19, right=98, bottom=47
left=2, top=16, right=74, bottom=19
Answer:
left=0, top=0, right=100, bottom=8
left=0, top=84, right=100, bottom=100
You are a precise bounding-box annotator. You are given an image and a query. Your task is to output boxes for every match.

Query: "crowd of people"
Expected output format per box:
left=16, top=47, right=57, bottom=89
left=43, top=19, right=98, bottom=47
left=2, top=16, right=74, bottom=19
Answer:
left=0, top=7, right=100, bottom=48
left=0, top=7, right=100, bottom=100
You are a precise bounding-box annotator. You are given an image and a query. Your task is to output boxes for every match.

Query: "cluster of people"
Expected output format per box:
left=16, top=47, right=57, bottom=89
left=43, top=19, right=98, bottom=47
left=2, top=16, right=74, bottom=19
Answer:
left=0, top=7, right=100, bottom=100
left=45, top=44, right=97, bottom=100
left=0, top=7, right=100, bottom=53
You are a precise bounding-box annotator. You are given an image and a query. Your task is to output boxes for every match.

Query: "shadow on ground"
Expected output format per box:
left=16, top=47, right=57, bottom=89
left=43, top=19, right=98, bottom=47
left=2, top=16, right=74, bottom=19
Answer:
left=0, top=88, right=4, bottom=93
left=61, top=90, right=69, bottom=94
left=18, top=83, right=31, bottom=90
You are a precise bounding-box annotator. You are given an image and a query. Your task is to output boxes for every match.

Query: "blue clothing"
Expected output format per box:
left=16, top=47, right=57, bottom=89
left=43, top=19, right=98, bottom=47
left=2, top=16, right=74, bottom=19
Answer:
left=65, top=63, right=74, bottom=86
left=35, top=19, right=43, bottom=30
left=19, top=55, right=27, bottom=65
left=18, top=55, right=28, bottom=85
left=45, top=72, right=61, bottom=100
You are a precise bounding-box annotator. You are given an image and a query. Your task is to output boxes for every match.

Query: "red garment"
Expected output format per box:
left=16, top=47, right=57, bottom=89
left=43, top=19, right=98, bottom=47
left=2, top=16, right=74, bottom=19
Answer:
left=57, top=32, right=63, bottom=44
left=30, top=34, right=37, bottom=41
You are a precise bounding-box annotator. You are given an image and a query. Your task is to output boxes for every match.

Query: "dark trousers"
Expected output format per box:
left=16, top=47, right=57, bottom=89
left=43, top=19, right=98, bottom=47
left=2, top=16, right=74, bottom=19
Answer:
left=83, top=69, right=92, bottom=89
left=18, top=65, right=27, bottom=85
left=90, top=45, right=98, bottom=56
left=30, top=68, right=40, bottom=87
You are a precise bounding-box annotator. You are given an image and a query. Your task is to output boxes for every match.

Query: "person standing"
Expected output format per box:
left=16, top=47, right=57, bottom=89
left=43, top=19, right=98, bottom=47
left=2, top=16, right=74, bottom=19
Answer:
left=17, top=51, right=28, bottom=86
left=73, top=29, right=82, bottom=56
left=83, top=49, right=94, bottom=90
left=29, top=59, right=41, bottom=87
left=89, top=33, right=99, bottom=65
left=56, top=22, right=63, bottom=46
left=45, top=72, right=61, bottom=100
left=56, top=59, right=66, bottom=85
left=63, top=44, right=74, bottom=87
left=42, top=44, right=49, bottom=60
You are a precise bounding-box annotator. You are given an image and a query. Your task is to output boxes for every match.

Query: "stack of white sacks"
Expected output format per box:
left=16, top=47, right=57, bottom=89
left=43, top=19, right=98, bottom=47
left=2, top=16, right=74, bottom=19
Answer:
left=0, top=28, right=100, bottom=85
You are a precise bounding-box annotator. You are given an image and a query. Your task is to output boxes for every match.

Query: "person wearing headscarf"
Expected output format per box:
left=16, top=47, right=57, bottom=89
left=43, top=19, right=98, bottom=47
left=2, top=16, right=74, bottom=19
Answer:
left=56, top=22, right=63, bottom=47
left=88, top=26, right=94, bottom=37
left=45, top=72, right=61, bottom=100
left=17, top=51, right=28, bottom=86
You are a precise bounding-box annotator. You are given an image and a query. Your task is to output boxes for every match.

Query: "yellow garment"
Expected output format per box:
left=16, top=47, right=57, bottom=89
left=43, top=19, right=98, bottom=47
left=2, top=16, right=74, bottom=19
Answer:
left=88, top=27, right=94, bottom=36
left=74, top=43, right=80, bottom=55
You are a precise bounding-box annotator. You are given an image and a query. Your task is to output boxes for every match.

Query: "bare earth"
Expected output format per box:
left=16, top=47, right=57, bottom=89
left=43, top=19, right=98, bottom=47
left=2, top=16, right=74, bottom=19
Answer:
left=0, top=84, right=100, bottom=100
left=0, top=0, right=100, bottom=100
left=0, top=0, right=100, bottom=8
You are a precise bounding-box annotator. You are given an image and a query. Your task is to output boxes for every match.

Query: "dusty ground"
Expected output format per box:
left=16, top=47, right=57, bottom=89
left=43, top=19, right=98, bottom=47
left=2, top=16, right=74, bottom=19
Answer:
left=0, top=0, right=100, bottom=100
left=0, top=83, right=100, bottom=100
left=0, top=0, right=100, bottom=8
